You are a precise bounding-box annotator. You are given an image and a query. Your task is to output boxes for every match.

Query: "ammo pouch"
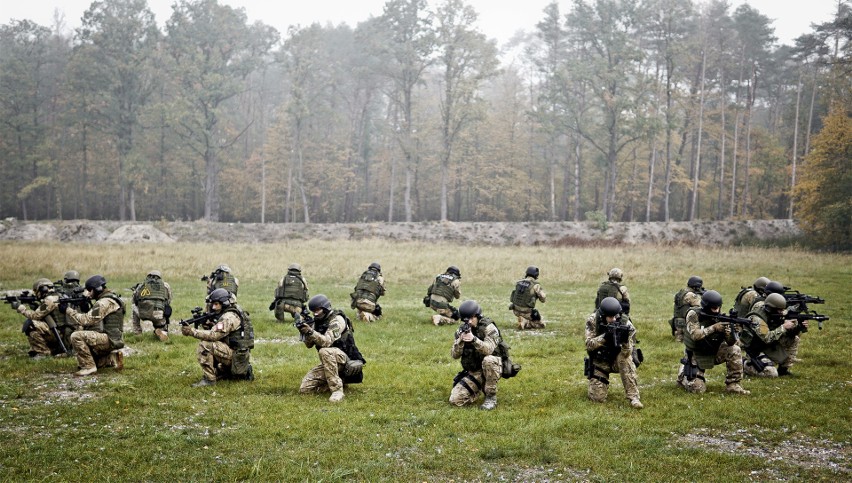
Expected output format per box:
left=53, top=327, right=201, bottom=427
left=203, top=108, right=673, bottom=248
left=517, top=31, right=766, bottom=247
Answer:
left=498, top=340, right=521, bottom=379
left=422, top=295, right=431, bottom=307
left=231, top=348, right=251, bottom=377
left=341, top=359, right=364, bottom=384
left=632, top=348, right=644, bottom=368
left=583, top=356, right=592, bottom=378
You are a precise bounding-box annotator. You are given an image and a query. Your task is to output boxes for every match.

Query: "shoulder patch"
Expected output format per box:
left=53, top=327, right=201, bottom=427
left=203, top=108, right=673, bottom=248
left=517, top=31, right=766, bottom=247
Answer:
left=215, top=322, right=225, bottom=332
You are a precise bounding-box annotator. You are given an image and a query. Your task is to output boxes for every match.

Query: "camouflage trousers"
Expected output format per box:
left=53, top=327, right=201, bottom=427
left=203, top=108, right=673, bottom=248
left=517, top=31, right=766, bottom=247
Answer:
left=299, top=347, right=348, bottom=394
left=587, top=350, right=639, bottom=403
left=779, top=334, right=800, bottom=369
left=678, top=343, right=743, bottom=393
left=513, top=309, right=545, bottom=330
left=743, top=354, right=779, bottom=377
left=70, top=331, right=112, bottom=370
left=430, top=306, right=455, bottom=326
left=26, top=319, right=56, bottom=356
left=354, top=299, right=378, bottom=323
left=274, top=302, right=301, bottom=323
left=197, top=340, right=233, bottom=382
left=449, top=355, right=501, bottom=406
left=131, top=304, right=167, bottom=334
left=671, top=317, right=686, bottom=342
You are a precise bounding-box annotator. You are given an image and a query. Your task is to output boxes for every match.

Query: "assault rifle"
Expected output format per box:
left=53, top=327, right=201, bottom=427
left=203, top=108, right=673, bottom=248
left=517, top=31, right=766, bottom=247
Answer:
left=601, top=315, right=631, bottom=348
left=704, top=310, right=756, bottom=342
left=787, top=311, right=830, bottom=333
left=58, top=294, right=91, bottom=313
left=178, top=306, right=216, bottom=329
left=293, top=311, right=315, bottom=342
left=3, top=291, right=38, bottom=307
left=459, top=320, right=471, bottom=334
left=783, top=291, right=825, bottom=306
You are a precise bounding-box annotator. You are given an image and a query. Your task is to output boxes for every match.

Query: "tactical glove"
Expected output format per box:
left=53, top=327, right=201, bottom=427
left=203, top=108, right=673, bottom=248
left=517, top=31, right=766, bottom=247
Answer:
left=10, top=300, right=20, bottom=310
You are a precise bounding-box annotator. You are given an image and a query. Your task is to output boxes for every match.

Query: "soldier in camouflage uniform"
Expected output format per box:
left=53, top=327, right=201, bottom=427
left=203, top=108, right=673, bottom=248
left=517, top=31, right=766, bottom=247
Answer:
left=205, top=264, right=239, bottom=296
left=131, top=270, right=172, bottom=341
left=678, top=290, right=750, bottom=394
left=63, top=275, right=125, bottom=377
left=450, top=300, right=503, bottom=410
left=181, top=288, right=254, bottom=386
left=53, top=270, right=86, bottom=349
left=595, top=268, right=630, bottom=315
left=739, top=293, right=805, bottom=377
left=350, top=262, right=385, bottom=323
left=270, top=263, right=309, bottom=322
left=9, top=278, right=64, bottom=358
left=425, top=266, right=462, bottom=326
left=584, top=297, right=643, bottom=409
left=510, top=266, right=547, bottom=330
left=731, top=276, right=770, bottom=317
left=670, top=276, right=705, bottom=342
left=297, top=295, right=365, bottom=403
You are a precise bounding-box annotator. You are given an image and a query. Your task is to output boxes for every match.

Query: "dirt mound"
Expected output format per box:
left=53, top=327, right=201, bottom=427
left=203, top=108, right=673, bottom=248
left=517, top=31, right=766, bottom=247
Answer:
left=0, top=219, right=802, bottom=246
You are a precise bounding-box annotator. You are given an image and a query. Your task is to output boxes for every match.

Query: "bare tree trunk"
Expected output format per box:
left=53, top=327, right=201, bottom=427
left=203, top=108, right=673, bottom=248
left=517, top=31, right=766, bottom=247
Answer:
left=387, top=154, right=396, bottom=222
left=717, top=67, right=727, bottom=220
left=789, top=70, right=802, bottom=218
left=129, top=184, right=136, bottom=221
left=285, top=164, right=292, bottom=223
left=646, top=142, right=656, bottom=221
left=260, top=155, right=266, bottom=223
left=730, top=111, right=740, bottom=218
left=741, top=66, right=757, bottom=218
left=404, top=168, right=413, bottom=222
left=804, top=67, right=817, bottom=157
left=549, top=162, right=556, bottom=221
left=573, top=139, right=581, bottom=221
left=689, top=49, right=707, bottom=221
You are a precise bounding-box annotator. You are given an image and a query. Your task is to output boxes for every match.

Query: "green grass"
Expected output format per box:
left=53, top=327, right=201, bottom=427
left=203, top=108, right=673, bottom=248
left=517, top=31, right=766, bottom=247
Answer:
left=0, top=240, right=849, bottom=481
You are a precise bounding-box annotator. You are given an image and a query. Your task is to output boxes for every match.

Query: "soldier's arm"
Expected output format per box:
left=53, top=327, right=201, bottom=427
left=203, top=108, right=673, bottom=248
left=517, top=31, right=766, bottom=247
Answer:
left=620, top=285, right=630, bottom=303
left=17, top=295, right=59, bottom=320
left=451, top=336, right=464, bottom=359
left=307, top=316, right=345, bottom=348
left=685, top=311, right=711, bottom=341
left=66, top=298, right=120, bottom=329
left=750, top=315, right=787, bottom=344
left=585, top=315, right=605, bottom=351
left=191, top=312, right=239, bottom=342
left=535, top=283, right=546, bottom=303
left=452, top=279, right=461, bottom=299
left=472, top=325, right=498, bottom=356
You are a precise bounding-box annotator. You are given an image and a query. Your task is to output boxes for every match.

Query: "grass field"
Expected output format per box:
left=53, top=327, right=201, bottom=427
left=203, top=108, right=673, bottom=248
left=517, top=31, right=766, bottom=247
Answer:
left=0, top=240, right=849, bottom=482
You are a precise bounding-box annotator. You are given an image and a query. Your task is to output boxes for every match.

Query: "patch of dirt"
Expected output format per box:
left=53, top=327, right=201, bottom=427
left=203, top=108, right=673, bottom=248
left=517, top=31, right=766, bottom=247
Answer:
left=0, top=219, right=802, bottom=246
left=674, top=428, right=850, bottom=474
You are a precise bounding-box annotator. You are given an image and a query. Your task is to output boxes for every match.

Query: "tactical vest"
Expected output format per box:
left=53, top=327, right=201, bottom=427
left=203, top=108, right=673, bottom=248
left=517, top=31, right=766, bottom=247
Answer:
left=212, top=273, right=238, bottom=295
left=596, top=281, right=622, bottom=307
left=136, top=277, right=168, bottom=318
left=313, top=310, right=366, bottom=363
left=55, top=282, right=82, bottom=328
left=224, top=305, right=254, bottom=350
left=460, top=318, right=500, bottom=373
left=275, top=270, right=307, bottom=304
left=98, top=292, right=126, bottom=350
left=431, top=273, right=458, bottom=301
left=354, top=270, right=382, bottom=302
left=682, top=309, right=725, bottom=368
left=734, top=288, right=762, bottom=317
left=511, top=279, right=536, bottom=309
left=673, top=288, right=696, bottom=319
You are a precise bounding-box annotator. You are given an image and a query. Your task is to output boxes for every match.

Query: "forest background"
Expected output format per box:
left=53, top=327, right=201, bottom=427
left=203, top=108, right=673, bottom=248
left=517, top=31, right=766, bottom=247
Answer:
left=1, top=0, right=850, bottom=249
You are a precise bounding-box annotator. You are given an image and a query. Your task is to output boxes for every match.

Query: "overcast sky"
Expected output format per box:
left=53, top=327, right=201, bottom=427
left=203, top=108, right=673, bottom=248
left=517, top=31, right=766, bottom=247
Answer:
left=3, top=0, right=841, bottom=47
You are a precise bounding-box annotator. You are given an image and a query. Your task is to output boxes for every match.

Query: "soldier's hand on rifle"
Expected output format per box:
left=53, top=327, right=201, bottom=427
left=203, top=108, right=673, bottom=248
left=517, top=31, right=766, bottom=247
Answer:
left=10, top=300, right=20, bottom=310
left=590, top=334, right=606, bottom=350
left=181, top=325, right=194, bottom=337
left=297, top=323, right=312, bottom=335
left=710, top=322, right=725, bottom=333
left=723, top=323, right=732, bottom=337
left=460, top=331, right=474, bottom=343
left=782, top=319, right=797, bottom=331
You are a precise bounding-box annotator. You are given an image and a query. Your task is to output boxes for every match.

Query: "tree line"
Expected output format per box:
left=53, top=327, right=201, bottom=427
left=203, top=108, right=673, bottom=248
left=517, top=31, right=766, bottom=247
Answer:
left=0, top=0, right=849, bottom=230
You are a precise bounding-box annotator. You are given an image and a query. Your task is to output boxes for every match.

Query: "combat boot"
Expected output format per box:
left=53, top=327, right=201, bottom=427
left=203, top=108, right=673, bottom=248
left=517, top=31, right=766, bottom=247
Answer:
left=329, top=390, right=345, bottom=402
left=479, top=395, right=497, bottom=410
left=432, top=314, right=442, bottom=326
left=192, top=378, right=215, bottom=387
left=629, top=398, right=644, bottom=409
left=111, top=351, right=124, bottom=371
left=154, top=328, right=169, bottom=342
left=778, top=366, right=793, bottom=377
left=725, top=383, right=750, bottom=395
left=75, top=367, right=97, bottom=377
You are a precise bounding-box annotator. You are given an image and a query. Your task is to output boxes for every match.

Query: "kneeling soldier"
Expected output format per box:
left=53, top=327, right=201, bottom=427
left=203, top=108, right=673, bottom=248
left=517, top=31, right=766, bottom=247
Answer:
left=449, top=300, right=503, bottom=410
left=181, top=288, right=254, bottom=386
left=63, top=275, right=125, bottom=376
left=584, top=297, right=643, bottom=409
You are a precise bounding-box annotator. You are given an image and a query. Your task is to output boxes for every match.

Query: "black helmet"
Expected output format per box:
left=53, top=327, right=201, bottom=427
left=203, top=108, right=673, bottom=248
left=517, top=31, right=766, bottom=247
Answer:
left=369, top=262, right=381, bottom=272
left=63, top=270, right=80, bottom=282
left=85, top=275, right=107, bottom=292
left=525, top=266, right=540, bottom=279
left=308, top=294, right=332, bottom=312
left=599, top=297, right=622, bottom=317
left=208, top=288, right=231, bottom=305
left=447, top=266, right=461, bottom=277
left=458, top=300, right=481, bottom=320
left=687, top=276, right=703, bottom=289
left=701, top=290, right=723, bottom=311
left=765, top=281, right=785, bottom=295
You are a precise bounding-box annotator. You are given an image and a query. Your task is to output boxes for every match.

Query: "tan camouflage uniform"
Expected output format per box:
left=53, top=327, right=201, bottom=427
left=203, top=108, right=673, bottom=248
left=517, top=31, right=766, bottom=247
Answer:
left=65, top=296, right=123, bottom=372
left=584, top=312, right=641, bottom=406
left=16, top=294, right=61, bottom=356
left=512, top=277, right=547, bottom=330
left=299, top=313, right=348, bottom=394
left=131, top=279, right=172, bottom=338
left=746, top=301, right=800, bottom=372
left=430, top=278, right=461, bottom=326
left=679, top=308, right=746, bottom=393
left=184, top=311, right=241, bottom=382
left=354, top=273, right=385, bottom=323
left=672, top=289, right=702, bottom=342
left=449, top=322, right=501, bottom=406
